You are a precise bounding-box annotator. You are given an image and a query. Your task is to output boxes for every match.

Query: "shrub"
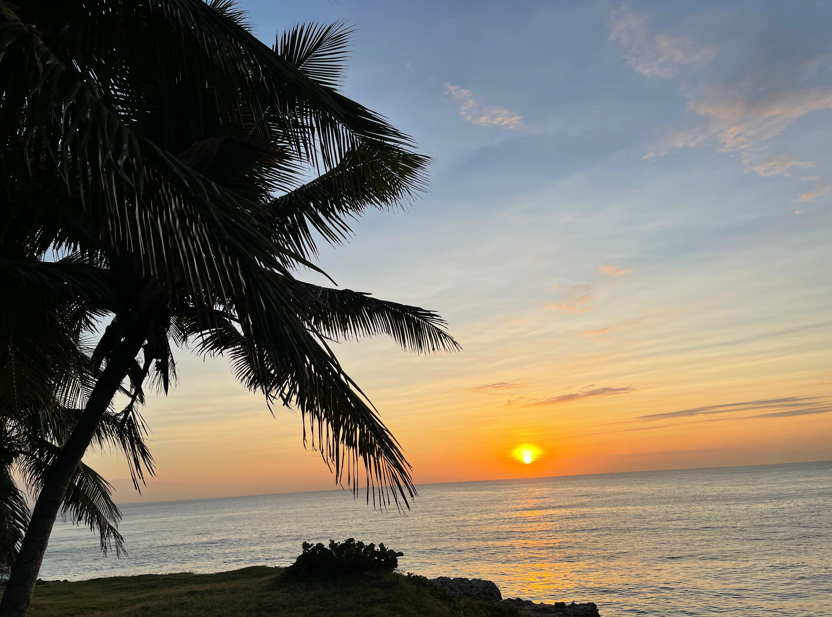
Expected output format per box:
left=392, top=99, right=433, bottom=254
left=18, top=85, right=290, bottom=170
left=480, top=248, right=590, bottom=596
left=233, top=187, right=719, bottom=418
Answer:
left=284, top=538, right=403, bottom=579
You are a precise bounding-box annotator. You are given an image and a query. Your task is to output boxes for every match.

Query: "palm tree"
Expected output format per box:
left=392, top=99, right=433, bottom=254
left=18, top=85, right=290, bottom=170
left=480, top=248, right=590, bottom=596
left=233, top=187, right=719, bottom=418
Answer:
left=1, top=263, right=155, bottom=575
left=0, top=1, right=458, bottom=614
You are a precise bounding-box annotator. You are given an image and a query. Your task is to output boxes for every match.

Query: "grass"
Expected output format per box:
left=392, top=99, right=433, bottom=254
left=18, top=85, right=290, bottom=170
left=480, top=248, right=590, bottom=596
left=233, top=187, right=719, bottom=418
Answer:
left=28, top=567, right=522, bottom=617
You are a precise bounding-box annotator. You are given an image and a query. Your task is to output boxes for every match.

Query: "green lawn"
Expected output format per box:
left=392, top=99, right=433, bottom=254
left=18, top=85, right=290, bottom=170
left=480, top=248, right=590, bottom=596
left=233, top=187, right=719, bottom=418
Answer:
left=28, top=567, right=521, bottom=617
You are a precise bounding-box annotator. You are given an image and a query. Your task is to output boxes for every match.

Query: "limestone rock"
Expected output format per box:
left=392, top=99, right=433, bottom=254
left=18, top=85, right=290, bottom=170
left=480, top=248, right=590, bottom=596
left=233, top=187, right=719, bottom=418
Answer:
left=430, top=576, right=600, bottom=615
left=430, top=576, right=503, bottom=602
left=503, top=597, right=601, bottom=616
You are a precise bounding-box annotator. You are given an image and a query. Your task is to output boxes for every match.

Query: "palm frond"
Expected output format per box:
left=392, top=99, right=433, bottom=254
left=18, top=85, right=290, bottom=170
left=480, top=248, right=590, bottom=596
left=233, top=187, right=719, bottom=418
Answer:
left=0, top=5, right=300, bottom=295
left=176, top=133, right=302, bottom=203
left=0, top=465, right=29, bottom=573
left=0, top=287, right=90, bottom=425
left=206, top=0, right=252, bottom=31
left=16, top=441, right=125, bottom=556
left=267, top=140, right=429, bottom=258
left=185, top=275, right=417, bottom=507
left=62, top=462, right=125, bottom=557
left=13, top=0, right=418, bottom=170
left=0, top=259, right=118, bottom=311
left=289, top=280, right=460, bottom=354
left=95, top=409, right=156, bottom=492
left=276, top=22, right=352, bottom=89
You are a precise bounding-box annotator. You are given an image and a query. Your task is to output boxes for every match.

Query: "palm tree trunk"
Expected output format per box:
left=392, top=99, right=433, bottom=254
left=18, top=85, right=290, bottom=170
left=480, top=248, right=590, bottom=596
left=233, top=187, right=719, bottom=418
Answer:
left=0, top=325, right=147, bottom=617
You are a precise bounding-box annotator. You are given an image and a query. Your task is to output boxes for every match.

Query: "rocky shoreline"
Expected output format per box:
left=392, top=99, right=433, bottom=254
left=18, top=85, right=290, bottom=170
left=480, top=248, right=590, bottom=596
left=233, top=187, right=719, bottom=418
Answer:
left=431, top=576, right=600, bottom=616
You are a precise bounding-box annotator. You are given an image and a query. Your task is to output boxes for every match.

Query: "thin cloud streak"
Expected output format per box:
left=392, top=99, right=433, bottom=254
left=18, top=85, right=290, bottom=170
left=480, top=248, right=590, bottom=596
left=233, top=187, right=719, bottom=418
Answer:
left=468, top=381, right=524, bottom=392
left=755, top=407, right=832, bottom=418
left=640, top=397, right=827, bottom=421
left=528, top=386, right=635, bottom=406
left=564, top=423, right=673, bottom=439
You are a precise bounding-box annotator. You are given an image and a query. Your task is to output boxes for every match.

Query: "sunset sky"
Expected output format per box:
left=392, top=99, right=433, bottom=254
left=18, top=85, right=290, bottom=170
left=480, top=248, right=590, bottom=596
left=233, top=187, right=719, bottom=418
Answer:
left=90, top=0, right=831, bottom=503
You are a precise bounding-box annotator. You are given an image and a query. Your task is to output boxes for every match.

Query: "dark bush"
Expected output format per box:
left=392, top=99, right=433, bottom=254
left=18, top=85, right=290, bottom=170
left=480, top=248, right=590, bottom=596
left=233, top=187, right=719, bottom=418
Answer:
left=284, top=538, right=403, bottom=579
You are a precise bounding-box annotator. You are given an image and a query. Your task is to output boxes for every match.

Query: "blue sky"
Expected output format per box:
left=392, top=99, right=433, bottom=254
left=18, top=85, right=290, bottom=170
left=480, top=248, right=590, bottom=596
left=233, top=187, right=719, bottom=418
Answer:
left=94, top=0, right=832, bottom=501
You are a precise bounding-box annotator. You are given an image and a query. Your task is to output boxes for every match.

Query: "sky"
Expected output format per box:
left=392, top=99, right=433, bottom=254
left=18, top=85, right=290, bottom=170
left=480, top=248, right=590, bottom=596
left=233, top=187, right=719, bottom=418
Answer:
left=90, top=0, right=831, bottom=503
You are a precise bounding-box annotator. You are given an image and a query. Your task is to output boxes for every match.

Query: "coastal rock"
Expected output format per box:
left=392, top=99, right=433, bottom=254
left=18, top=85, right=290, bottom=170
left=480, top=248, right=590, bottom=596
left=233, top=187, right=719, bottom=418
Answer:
left=430, top=576, right=503, bottom=602
left=430, top=576, right=600, bottom=615
left=502, top=598, right=600, bottom=616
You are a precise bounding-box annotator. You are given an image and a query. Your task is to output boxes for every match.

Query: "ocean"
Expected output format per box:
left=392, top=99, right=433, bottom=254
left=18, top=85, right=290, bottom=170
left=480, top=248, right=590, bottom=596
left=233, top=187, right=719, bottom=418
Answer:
left=41, top=461, right=831, bottom=616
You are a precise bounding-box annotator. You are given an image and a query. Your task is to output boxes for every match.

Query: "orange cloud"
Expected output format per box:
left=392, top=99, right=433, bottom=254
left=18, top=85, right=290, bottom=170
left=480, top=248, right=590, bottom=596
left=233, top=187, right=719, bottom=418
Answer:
left=687, top=86, right=832, bottom=154
left=599, top=264, right=632, bottom=277
left=646, top=84, right=832, bottom=179
left=444, top=84, right=524, bottom=129
left=547, top=284, right=596, bottom=313
left=750, top=154, right=814, bottom=177
left=609, top=6, right=718, bottom=80
left=793, top=177, right=830, bottom=203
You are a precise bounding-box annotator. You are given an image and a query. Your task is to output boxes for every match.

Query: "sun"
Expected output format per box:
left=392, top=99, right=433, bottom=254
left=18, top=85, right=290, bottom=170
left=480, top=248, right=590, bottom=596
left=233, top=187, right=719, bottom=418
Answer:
left=512, top=443, right=542, bottom=465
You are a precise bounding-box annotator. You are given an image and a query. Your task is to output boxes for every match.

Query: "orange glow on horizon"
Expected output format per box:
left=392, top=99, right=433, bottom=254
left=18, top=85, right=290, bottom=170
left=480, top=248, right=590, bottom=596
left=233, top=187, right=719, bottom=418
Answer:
left=85, top=350, right=832, bottom=504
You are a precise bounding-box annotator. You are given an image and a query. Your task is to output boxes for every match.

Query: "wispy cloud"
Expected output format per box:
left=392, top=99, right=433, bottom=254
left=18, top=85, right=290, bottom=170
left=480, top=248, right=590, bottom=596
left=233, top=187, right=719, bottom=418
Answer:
left=599, top=264, right=632, bottom=277
left=793, top=176, right=830, bottom=203
left=583, top=327, right=612, bottom=336
left=528, top=386, right=635, bottom=406
left=609, top=6, right=718, bottom=80
left=468, top=381, right=524, bottom=392
left=641, top=70, right=832, bottom=202
left=653, top=86, right=832, bottom=161
left=639, top=397, right=829, bottom=421
left=547, top=284, right=596, bottom=313
left=755, top=407, right=832, bottom=418
left=444, top=84, right=524, bottom=129
left=582, top=317, right=643, bottom=340
left=564, top=423, right=672, bottom=439
left=750, top=154, right=814, bottom=177
left=620, top=6, right=832, bottom=202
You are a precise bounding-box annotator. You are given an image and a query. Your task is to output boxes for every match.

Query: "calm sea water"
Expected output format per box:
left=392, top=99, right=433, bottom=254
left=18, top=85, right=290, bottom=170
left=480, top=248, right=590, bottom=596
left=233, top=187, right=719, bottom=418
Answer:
left=41, top=461, right=831, bottom=616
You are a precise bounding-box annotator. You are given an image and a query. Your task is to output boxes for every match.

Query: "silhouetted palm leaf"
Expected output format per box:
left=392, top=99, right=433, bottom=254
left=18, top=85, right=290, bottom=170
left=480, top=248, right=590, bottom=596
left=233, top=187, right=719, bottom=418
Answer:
left=0, top=468, right=28, bottom=574
left=276, top=22, right=353, bottom=89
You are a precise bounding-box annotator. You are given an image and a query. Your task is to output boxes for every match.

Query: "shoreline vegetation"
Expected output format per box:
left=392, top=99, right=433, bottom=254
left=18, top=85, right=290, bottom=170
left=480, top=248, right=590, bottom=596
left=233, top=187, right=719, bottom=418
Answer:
left=21, top=567, right=600, bottom=616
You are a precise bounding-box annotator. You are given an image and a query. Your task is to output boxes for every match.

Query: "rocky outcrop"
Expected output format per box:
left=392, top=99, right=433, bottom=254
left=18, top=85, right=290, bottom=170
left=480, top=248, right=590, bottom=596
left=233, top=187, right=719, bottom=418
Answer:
left=503, top=597, right=600, bottom=616
left=431, top=576, right=502, bottom=602
left=430, top=576, right=600, bottom=616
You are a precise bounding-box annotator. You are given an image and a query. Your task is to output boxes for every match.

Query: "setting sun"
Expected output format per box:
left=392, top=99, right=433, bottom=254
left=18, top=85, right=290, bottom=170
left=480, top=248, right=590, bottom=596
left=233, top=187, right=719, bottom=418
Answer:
left=512, top=444, right=542, bottom=465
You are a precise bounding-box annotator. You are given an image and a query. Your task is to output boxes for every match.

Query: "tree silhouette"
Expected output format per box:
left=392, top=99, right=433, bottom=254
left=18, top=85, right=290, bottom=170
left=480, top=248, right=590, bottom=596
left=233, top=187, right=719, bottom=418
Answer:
left=0, top=1, right=458, bottom=613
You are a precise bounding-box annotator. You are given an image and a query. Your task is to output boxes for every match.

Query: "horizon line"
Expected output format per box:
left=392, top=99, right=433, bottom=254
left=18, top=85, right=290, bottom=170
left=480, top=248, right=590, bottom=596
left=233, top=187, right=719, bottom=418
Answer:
left=112, top=457, right=832, bottom=507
